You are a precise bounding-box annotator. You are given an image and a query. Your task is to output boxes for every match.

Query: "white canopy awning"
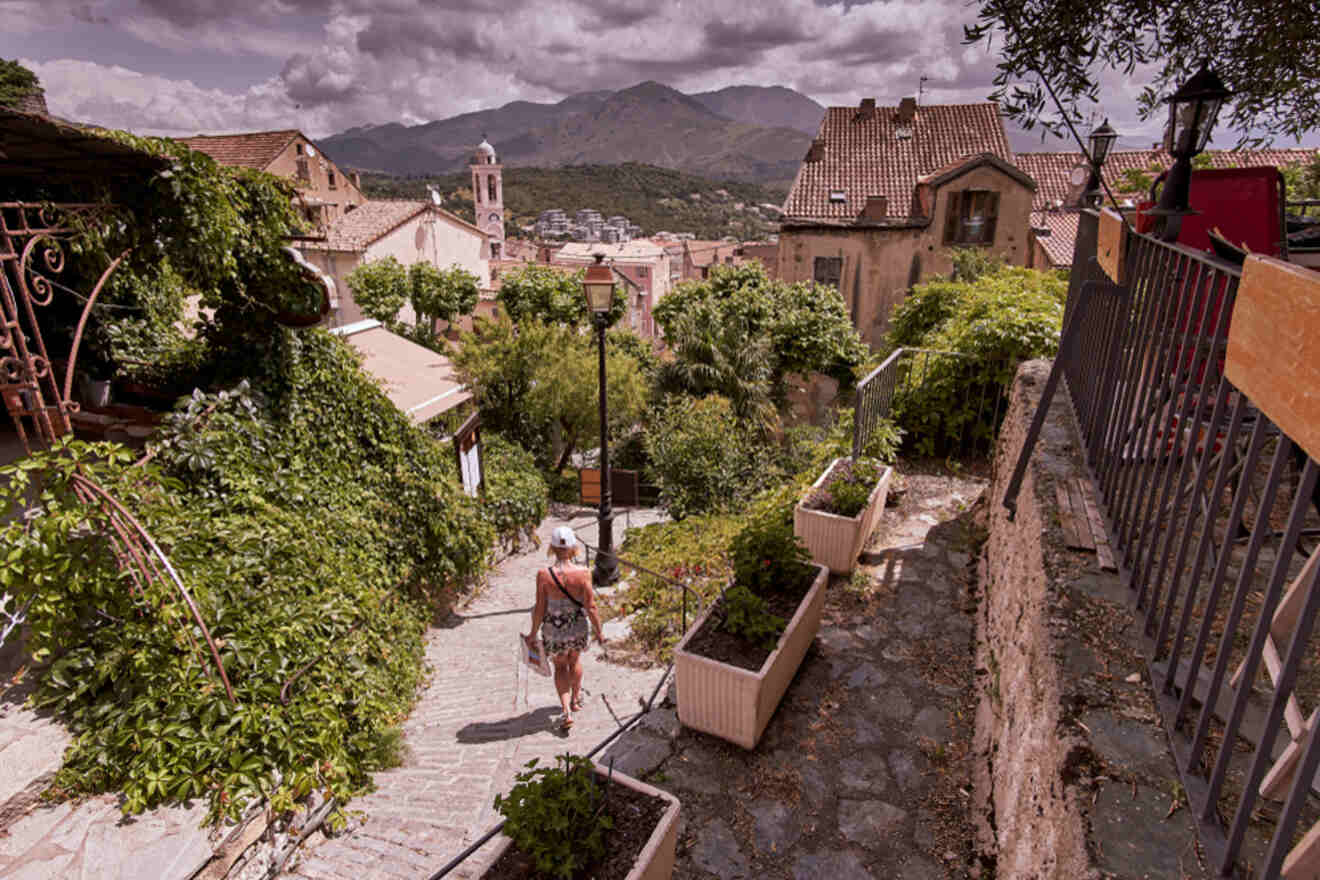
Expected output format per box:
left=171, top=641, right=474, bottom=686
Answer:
left=330, top=321, right=471, bottom=423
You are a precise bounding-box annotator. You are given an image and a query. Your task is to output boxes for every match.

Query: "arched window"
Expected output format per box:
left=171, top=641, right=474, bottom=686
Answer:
left=488, top=176, right=497, bottom=203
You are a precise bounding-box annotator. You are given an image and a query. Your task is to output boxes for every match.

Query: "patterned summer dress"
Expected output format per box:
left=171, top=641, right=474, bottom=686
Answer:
left=542, top=570, right=590, bottom=657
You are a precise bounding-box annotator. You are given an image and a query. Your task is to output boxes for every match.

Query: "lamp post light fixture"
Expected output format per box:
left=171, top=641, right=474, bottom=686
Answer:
left=1085, top=118, right=1118, bottom=209
left=1148, top=63, right=1231, bottom=241
left=582, top=253, right=619, bottom=586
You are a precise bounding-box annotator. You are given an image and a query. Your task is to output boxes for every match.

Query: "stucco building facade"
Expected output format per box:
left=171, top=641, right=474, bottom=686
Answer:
left=178, top=129, right=366, bottom=229
left=778, top=99, right=1036, bottom=347
left=297, top=200, right=490, bottom=328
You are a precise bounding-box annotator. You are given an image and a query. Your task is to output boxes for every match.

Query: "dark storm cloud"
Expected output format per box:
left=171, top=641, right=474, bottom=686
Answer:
left=577, top=0, right=657, bottom=31
left=281, top=50, right=360, bottom=105
left=135, top=0, right=330, bottom=27
left=354, top=14, right=491, bottom=61
left=703, top=18, right=813, bottom=53
left=803, top=23, right=912, bottom=66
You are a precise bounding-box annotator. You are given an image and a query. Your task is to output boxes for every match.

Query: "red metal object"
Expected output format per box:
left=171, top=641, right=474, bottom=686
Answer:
left=1136, top=167, right=1287, bottom=256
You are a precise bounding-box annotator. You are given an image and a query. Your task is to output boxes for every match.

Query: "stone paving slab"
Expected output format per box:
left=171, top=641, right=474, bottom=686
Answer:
left=286, top=507, right=668, bottom=880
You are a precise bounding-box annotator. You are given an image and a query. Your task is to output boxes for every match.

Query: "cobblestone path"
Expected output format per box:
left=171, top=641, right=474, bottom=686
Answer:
left=287, top=507, right=668, bottom=880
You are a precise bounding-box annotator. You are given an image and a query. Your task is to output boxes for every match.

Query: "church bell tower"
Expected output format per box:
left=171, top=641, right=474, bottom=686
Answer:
left=470, top=135, right=505, bottom=259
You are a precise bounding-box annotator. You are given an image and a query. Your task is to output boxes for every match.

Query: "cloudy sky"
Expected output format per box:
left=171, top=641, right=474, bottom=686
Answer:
left=3, top=0, right=1310, bottom=152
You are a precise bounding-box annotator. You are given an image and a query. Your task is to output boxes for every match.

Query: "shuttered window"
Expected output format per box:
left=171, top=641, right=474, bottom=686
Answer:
left=813, top=256, right=843, bottom=290
left=943, top=190, right=999, bottom=245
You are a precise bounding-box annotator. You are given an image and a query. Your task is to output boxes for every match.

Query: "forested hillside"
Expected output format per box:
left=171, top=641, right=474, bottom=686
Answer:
left=360, top=163, right=790, bottom=240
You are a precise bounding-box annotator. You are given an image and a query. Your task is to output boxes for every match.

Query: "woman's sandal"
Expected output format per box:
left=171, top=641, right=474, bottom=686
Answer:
left=570, top=695, right=584, bottom=712
left=559, top=714, right=574, bottom=731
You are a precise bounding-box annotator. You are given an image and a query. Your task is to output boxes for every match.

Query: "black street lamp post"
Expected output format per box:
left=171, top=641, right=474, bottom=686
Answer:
left=1147, top=63, right=1231, bottom=241
left=582, top=254, right=619, bottom=586
left=1085, top=118, right=1118, bottom=209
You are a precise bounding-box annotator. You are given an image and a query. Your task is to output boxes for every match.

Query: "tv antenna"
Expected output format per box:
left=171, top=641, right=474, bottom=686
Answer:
left=918, top=76, right=929, bottom=105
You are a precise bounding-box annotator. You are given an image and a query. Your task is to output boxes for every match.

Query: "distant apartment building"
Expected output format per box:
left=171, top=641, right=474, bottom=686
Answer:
left=177, top=129, right=365, bottom=230
left=536, top=208, right=640, bottom=243
left=552, top=241, right=671, bottom=339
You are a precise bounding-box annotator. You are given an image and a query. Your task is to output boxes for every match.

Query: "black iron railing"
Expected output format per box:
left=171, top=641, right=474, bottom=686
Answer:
left=1059, top=210, right=1320, bottom=878
left=853, top=346, right=1011, bottom=459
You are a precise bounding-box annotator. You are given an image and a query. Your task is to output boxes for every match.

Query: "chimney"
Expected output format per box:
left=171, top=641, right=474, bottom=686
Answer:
left=861, top=195, right=888, bottom=221
left=858, top=97, right=877, bottom=120
left=806, top=138, right=826, bottom=162
left=896, top=97, right=917, bottom=124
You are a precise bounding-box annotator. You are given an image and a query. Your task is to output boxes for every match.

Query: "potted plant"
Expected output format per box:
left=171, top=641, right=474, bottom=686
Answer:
left=793, top=456, right=893, bottom=575
left=673, top=494, right=829, bottom=749
left=484, top=754, right=680, bottom=880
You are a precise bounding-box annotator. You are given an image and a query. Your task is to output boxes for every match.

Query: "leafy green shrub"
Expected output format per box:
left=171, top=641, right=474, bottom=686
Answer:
left=494, top=755, right=612, bottom=879
left=804, top=458, right=884, bottom=518
left=0, top=330, right=495, bottom=824
left=887, top=265, right=1065, bottom=455
left=718, top=585, right=785, bottom=650
left=643, top=395, right=770, bottom=519
left=0, top=58, right=39, bottom=107
left=729, top=484, right=813, bottom=597
left=617, top=514, right=743, bottom=657
left=480, top=434, right=549, bottom=548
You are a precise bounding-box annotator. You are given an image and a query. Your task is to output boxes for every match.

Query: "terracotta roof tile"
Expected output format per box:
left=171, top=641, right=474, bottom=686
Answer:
left=783, top=103, right=1013, bottom=221
left=1017, top=148, right=1319, bottom=211
left=302, top=200, right=429, bottom=251
left=1031, top=212, right=1080, bottom=267
left=177, top=130, right=301, bottom=170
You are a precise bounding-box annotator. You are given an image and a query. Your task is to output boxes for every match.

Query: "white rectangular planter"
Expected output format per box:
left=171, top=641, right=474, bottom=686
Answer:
left=793, top=458, right=893, bottom=575
left=673, top=564, right=829, bottom=749
left=483, top=763, right=680, bottom=880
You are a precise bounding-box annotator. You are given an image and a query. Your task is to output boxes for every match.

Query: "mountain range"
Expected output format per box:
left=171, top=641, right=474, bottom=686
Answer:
left=317, top=82, right=824, bottom=184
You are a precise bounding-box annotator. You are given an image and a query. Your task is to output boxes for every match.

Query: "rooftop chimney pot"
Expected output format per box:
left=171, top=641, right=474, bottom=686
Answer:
left=806, top=138, right=826, bottom=162
left=861, top=194, right=889, bottom=221
left=897, top=97, right=917, bottom=123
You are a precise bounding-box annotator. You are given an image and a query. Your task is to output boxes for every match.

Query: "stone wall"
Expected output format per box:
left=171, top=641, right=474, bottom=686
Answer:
left=974, top=359, right=1094, bottom=880
left=974, top=359, right=1212, bottom=880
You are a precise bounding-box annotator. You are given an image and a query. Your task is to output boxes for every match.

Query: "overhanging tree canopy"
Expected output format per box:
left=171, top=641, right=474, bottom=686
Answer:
left=965, top=0, right=1320, bottom=146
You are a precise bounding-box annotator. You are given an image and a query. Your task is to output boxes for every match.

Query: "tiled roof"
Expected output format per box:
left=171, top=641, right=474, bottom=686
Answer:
left=684, top=240, right=740, bottom=268
left=303, top=200, right=430, bottom=251
left=1016, top=148, right=1320, bottom=211
left=1031, top=212, right=1080, bottom=267
left=555, top=241, right=667, bottom=261
left=177, top=130, right=301, bottom=170
left=783, top=102, right=1013, bottom=221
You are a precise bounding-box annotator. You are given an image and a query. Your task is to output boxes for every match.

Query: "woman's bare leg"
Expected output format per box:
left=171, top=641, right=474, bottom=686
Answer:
left=553, top=656, right=573, bottom=721
left=568, top=649, right=584, bottom=709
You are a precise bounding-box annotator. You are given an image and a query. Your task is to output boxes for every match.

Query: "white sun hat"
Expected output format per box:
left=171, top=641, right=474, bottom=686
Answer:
left=549, top=526, right=578, bottom=549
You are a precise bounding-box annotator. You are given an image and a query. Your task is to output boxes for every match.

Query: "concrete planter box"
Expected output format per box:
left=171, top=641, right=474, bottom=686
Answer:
left=483, top=763, right=680, bottom=880
left=793, top=457, right=893, bottom=575
left=673, top=564, right=829, bottom=749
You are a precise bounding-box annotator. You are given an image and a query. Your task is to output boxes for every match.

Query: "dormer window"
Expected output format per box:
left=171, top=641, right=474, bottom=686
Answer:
left=828, top=190, right=847, bottom=204
left=944, top=189, right=1000, bottom=246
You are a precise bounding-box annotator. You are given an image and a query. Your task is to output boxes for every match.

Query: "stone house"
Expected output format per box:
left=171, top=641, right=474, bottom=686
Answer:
left=178, top=129, right=366, bottom=229
left=552, top=241, right=672, bottom=339
left=777, top=98, right=1036, bottom=347
left=296, top=200, right=490, bottom=328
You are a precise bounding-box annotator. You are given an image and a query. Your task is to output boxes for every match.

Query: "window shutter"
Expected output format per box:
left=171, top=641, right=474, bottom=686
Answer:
left=943, top=191, right=961, bottom=244
left=983, top=192, right=1000, bottom=244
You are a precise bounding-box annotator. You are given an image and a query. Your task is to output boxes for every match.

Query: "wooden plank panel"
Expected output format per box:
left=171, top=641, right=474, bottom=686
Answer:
left=1262, top=708, right=1319, bottom=800
left=1225, top=256, right=1320, bottom=462
left=1055, top=484, right=1085, bottom=549
left=1231, top=552, right=1320, bottom=689
left=1283, top=817, right=1320, bottom=877
left=1097, top=208, right=1126, bottom=284
left=1077, top=481, right=1117, bottom=573
left=1066, top=480, right=1096, bottom=550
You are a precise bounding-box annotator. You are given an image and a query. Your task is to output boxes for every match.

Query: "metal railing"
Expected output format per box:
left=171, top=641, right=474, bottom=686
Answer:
left=1059, top=209, right=1320, bottom=878
left=853, top=346, right=1012, bottom=459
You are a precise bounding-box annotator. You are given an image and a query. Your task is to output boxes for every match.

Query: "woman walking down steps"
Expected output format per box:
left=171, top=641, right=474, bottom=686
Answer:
left=524, top=526, right=606, bottom=730
left=282, top=512, right=667, bottom=880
